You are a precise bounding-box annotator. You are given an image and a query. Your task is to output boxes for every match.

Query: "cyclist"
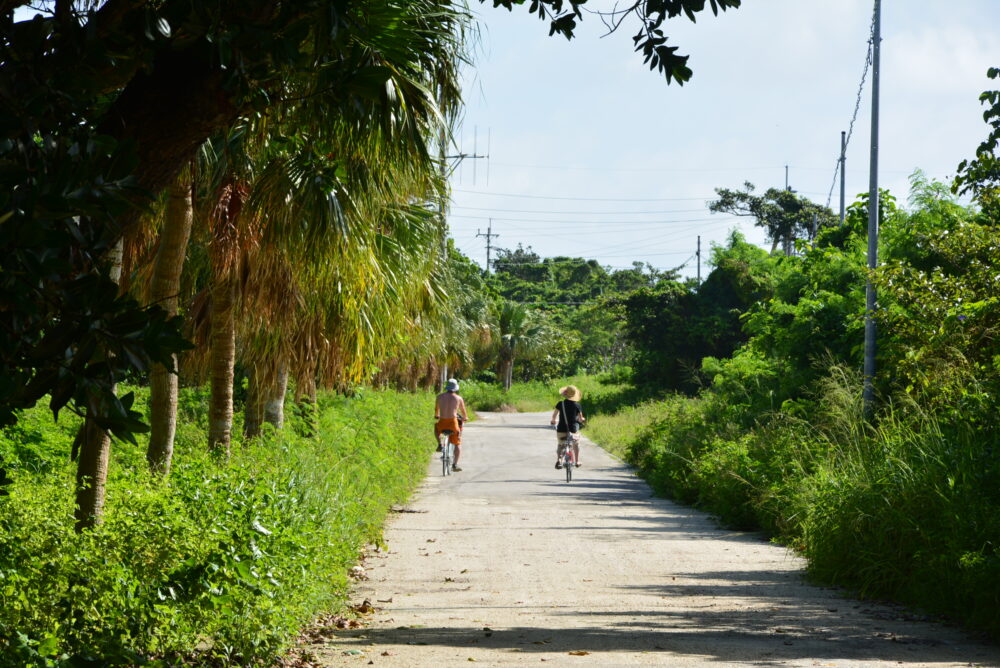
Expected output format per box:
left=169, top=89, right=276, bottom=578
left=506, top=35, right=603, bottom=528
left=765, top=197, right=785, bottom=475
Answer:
left=435, top=378, right=468, bottom=472
left=550, top=385, right=585, bottom=469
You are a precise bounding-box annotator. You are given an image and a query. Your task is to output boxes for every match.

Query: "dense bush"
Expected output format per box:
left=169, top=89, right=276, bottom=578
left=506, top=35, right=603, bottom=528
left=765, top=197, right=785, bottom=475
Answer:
left=0, top=387, right=433, bottom=666
left=584, top=369, right=1000, bottom=638
left=582, top=173, right=1000, bottom=638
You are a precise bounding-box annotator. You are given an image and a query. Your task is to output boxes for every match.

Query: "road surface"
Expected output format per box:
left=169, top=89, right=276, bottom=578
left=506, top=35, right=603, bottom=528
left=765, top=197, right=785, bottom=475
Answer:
left=314, top=411, right=998, bottom=667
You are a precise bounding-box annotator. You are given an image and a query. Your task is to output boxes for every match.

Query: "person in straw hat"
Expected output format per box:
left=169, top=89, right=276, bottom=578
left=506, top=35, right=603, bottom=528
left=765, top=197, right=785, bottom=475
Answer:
left=549, top=385, right=585, bottom=469
left=435, top=378, right=468, bottom=472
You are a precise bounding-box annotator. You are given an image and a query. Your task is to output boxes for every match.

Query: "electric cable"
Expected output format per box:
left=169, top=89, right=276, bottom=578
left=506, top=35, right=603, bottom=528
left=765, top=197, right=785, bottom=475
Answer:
left=826, top=3, right=878, bottom=208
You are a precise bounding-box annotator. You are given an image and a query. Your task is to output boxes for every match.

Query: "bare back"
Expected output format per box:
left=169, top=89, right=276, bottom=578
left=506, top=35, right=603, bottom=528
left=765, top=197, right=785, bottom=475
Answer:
left=435, top=392, right=467, bottom=420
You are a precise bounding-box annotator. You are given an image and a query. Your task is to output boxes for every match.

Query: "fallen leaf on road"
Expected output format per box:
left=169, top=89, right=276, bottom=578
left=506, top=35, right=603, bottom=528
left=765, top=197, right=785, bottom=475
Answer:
left=351, top=599, right=375, bottom=614
left=444, top=577, right=455, bottom=582
left=568, top=651, right=590, bottom=656
left=461, top=569, right=468, bottom=573
left=468, top=658, right=477, bottom=662
left=377, top=598, right=393, bottom=603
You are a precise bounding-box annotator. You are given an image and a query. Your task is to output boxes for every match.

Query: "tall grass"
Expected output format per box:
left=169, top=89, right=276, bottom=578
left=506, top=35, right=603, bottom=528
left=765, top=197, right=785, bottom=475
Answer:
left=0, top=387, right=435, bottom=666
left=796, top=388, right=1000, bottom=633
left=580, top=368, right=1000, bottom=638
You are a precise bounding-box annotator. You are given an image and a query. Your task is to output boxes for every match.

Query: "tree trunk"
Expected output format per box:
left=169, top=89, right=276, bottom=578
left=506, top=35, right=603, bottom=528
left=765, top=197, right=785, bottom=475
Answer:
left=263, top=363, right=289, bottom=430
left=438, top=361, right=448, bottom=393
left=147, top=172, right=194, bottom=475
left=500, top=358, right=514, bottom=391
left=73, top=239, right=123, bottom=531
left=74, top=411, right=111, bottom=531
left=208, top=270, right=236, bottom=455
left=244, top=367, right=264, bottom=439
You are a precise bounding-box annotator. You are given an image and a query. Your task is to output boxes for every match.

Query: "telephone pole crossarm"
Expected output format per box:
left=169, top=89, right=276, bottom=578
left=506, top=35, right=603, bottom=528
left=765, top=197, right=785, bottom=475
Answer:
left=476, top=220, right=499, bottom=274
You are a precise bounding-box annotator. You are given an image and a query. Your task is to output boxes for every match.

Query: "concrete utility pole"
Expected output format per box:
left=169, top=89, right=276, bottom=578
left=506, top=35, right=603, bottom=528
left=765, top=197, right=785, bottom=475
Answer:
left=477, top=219, right=499, bottom=274
left=437, top=125, right=488, bottom=390
left=839, top=130, right=847, bottom=224
left=863, top=0, right=882, bottom=414
left=785, top=164, right=790, bottom=191
left=696, top=235, right=701, bottom=284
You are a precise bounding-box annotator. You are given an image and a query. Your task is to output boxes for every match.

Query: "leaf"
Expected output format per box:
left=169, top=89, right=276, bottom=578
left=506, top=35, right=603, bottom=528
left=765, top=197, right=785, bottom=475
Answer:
left=36, top=635, right=59, bottom=656
left=251, top=519, right=272, bottom=536
left=568, top=650, right=590, bottom=655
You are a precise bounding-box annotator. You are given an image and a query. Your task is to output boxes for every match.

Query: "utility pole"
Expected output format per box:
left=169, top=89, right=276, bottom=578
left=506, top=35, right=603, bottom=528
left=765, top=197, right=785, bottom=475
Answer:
left=863, top=0, right=882, bottom=414
left=445, top=126, right=488, bottom=181
left=437, top=125, right=489, bottom=390
left=477, top=219, right=499, bottom=274
left=696, top=235, right=701, bottom=284
left=839, top=130, right=847, bottom=224
left=785, top=164, right=790, bottom=191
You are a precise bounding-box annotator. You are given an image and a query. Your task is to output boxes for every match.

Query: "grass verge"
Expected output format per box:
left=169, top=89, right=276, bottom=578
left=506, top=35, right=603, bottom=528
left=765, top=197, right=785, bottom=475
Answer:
left=0, top=386, right=434, bottom=666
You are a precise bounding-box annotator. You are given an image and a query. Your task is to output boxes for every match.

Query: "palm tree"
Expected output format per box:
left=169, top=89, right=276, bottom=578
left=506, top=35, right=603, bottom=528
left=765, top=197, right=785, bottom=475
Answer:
left=136, top=0, right=469, bottom=458
left=146, top=169, right=195, bottom=474
left=494, top=301, right=546, bottom=391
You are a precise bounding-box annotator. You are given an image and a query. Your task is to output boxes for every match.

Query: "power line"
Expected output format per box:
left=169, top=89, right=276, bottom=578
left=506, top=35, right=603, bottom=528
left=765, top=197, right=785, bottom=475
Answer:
left=451, top=205, right=708, bottom=215
left=487, top=161, right=787, bottom=173
left=448, top=214, right=734, bottom=225
left=454, top=189, right=713, bottom=203
left=479, top=220, right=742, bottom=255
left=826, top=4, right=877, bottom=208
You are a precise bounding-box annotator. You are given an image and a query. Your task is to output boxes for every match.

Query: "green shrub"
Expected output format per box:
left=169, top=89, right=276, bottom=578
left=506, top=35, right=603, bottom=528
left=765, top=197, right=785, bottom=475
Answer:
left=0, top=387, right=434, bottom=665
left=582, top=368, right=1000, bottom=639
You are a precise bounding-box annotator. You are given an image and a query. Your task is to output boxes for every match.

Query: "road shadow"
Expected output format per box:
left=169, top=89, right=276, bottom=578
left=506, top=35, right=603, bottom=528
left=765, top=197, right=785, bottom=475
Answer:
left=325, top=616, right=999, bottom=665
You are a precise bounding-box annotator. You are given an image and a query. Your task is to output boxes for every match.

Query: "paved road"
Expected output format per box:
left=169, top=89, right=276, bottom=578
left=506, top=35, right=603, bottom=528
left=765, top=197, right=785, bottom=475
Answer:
left=315, top=411, right=998, bottom=667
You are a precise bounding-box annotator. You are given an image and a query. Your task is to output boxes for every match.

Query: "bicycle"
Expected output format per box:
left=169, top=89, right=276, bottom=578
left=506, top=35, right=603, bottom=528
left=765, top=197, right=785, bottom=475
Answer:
left=556, top=434, right=577, bottom=483
left=438, top=429, right=455, bottom=476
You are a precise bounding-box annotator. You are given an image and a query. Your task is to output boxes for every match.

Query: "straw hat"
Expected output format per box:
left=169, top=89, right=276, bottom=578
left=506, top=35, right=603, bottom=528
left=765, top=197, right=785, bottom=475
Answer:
left=559, top=385, right=581, bottom=401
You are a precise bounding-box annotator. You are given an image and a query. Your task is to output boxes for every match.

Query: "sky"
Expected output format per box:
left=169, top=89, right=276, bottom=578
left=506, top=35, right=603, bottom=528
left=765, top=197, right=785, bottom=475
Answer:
left=446, top=0, right=1000, bottom=278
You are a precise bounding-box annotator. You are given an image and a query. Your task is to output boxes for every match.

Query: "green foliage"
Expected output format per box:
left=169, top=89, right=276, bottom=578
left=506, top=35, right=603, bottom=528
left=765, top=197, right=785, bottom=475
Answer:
left=613, top=231, right=772, bottom=392
left=486, top=0, right=741, bottom=84
left=485, top=246, right=673, bottom=377
left=578, top=167, right=1000, bottom=638
left=954, top=66, right=1000, bottom=218
left=460, top=374, right=629, bottom=414
left=0, top=387, right=433, bottom=665
left=710, top=182, right=837, bottom=250
left=584, top=367, right=1000, bottom=638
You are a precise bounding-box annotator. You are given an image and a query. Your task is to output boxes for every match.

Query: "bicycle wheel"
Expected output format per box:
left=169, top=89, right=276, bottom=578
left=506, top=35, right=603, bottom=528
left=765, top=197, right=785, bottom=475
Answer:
left=565, top=457, right=572, bottom=482
left=442, top=441, right=451, bottom=476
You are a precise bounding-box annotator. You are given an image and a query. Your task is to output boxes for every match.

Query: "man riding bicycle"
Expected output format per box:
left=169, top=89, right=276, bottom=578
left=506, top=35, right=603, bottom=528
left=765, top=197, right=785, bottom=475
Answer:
left=435, top=378, right=468, bottom=472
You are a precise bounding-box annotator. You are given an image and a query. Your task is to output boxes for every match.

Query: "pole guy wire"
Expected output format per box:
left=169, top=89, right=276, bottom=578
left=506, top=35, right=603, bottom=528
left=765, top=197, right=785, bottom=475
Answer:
left=825, top=3, right=878, bottom=209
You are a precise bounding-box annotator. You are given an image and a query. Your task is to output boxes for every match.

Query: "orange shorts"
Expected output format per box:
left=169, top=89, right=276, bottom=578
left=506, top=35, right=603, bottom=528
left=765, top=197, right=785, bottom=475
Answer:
left=435, top=418, right=462, bottom=445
